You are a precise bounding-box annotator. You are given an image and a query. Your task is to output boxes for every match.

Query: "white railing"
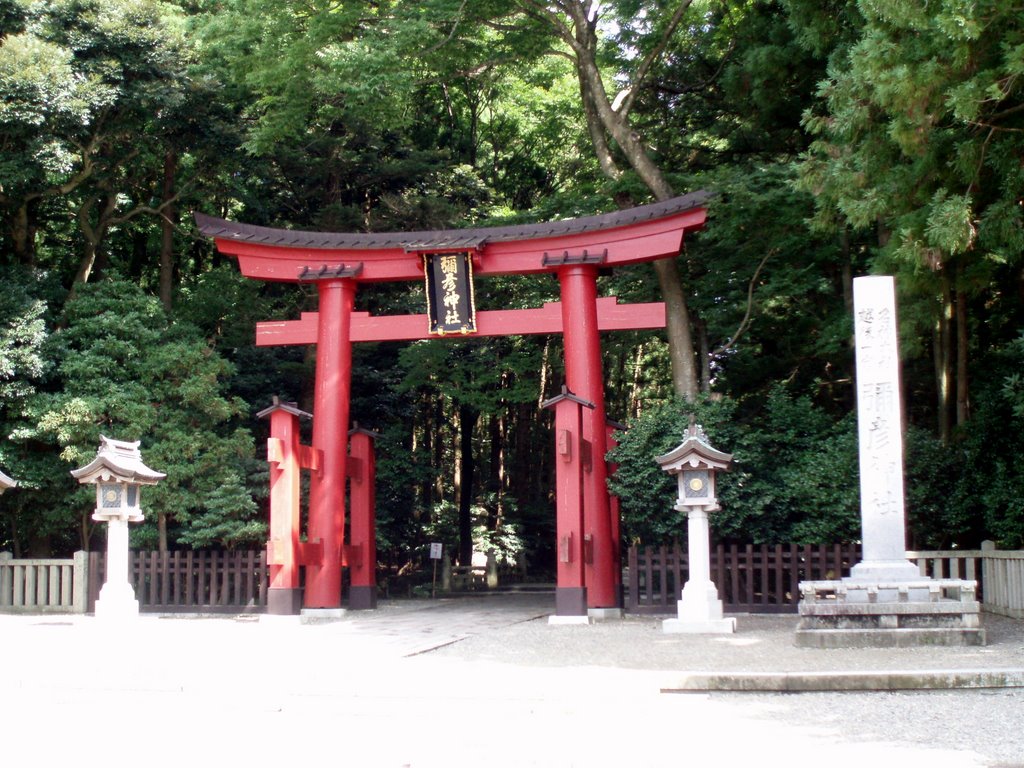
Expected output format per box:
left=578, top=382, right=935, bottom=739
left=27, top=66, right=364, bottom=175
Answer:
left=0, top=551, right=88, bottom=613
left=906, top=541, right=1024, bottom=619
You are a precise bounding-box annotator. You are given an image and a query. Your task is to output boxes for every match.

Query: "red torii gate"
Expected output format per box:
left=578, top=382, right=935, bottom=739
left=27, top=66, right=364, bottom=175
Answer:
left=196, top=191, right=709, bottom=618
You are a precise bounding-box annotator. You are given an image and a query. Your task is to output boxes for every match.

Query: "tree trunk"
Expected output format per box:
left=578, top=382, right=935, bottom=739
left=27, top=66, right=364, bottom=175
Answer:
left=696, top=315, right=712, bottom=393
left=955, top=283, right=970, bottom=428
left=934, top=272, right=954, bottom=443
left=565, top=12, right=700, bottom=400
left=487, top=412, right=503, bottom=530
left=654, top=258, right=700, bottom=399
left=158, top=512, right=168, bottom=554
left=10, top=202, right=35, bottom=264
left=159, top=149, right=178, bottom=312
left=457, top=404, right=478, bottom=565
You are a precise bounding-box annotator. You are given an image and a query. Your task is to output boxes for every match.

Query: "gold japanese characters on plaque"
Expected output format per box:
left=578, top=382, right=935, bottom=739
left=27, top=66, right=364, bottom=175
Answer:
left=423, top=252, right=477, bottom=335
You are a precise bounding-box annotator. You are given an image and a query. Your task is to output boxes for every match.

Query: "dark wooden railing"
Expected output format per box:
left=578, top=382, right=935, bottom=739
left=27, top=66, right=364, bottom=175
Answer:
left=626, top=542, right=862, bottom=614
left=88, top=550, right=268, bottom=613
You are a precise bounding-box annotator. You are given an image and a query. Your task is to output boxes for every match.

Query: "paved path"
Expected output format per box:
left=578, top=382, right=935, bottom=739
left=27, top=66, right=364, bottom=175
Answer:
left=1, top=594, right=1022, bottom=766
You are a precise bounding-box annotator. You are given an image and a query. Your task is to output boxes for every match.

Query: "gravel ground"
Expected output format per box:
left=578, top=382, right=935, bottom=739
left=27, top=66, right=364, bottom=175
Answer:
left=420, top=598, right=1024, bottom=766
left=2, top=594, right=1022, bottom=766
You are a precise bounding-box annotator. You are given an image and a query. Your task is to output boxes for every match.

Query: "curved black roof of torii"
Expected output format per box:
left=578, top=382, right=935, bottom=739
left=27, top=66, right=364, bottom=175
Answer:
left=194, top=190, right=713, bottom=252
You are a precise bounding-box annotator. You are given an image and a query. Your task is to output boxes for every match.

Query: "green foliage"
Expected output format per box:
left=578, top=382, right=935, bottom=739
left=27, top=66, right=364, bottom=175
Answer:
left=8, top=279, right=260, bottom=551
left=4, top=0, right=1024, bottom=564
left=609, top=388, right=860, bottom=545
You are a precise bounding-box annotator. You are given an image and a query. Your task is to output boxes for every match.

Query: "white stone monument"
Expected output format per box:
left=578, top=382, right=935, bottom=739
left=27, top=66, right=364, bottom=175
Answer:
left=848, top=276, right=919, bottom=583
left=796, top=276, right=984, bottom=646
left=71, top=436, right=165, bottom=619
left=657, top=424, right=736, bottom=634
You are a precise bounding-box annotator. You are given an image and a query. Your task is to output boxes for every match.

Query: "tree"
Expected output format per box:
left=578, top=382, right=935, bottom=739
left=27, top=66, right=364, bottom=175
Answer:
left=798, top=0, right=1024, bottom=441
left=0, top=0, right=194, bottom=293
left=11, top=279, right=260, bottom=552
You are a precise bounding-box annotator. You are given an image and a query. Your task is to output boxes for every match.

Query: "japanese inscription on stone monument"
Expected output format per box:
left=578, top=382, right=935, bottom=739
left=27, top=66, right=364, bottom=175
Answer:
left=853, top=276, right=911, bottom=567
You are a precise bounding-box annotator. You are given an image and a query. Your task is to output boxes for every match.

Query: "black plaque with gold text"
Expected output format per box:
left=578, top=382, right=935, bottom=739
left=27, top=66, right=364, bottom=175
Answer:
left=424, top=252, right=477, bottom=335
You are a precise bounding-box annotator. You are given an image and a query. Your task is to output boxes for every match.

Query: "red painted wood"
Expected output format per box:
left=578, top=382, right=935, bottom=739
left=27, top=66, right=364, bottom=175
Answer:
left=256, top=298, right=666, bottom=346
left=348, top=431, right=377, bottom=593
left=305, top=279, right=355, bottom=608
left=559, top=265, right=616, bottom=609
left=266, top=409, right=301, bottom=590
left=216, top=207, right=707, bottom=283
left=606, top=423, right=623, bottom=593
left=552, top=398, right=586, bottom=595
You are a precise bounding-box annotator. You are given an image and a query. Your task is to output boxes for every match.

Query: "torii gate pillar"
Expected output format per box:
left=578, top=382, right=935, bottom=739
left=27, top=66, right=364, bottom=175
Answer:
left=559, top=265, right=618, bottom=611
left=305, top=278, right=356, bottom=610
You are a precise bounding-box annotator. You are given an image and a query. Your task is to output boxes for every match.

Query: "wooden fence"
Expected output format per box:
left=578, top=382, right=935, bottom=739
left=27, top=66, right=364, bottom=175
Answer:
left=907, top=542, right=1023, bottom=619
left=0, top=551, right=88, bottom=613
left=626, top=542, right=862, bottom=614
left=627, top=541, right=1024, bottom=615
left=87, top=550, right=268, bottom=613
left=4, top=544, right=1022, bottom=617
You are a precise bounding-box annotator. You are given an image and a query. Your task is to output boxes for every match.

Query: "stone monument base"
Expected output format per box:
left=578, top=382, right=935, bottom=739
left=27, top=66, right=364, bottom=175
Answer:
left=795, top=579, right=985, bottom=648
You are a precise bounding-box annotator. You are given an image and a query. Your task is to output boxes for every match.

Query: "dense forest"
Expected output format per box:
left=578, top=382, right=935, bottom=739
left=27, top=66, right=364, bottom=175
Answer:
left=1, top=0, right=1022, bottom=579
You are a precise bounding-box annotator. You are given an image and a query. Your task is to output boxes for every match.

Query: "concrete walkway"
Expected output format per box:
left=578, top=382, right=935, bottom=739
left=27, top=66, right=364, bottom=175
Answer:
left=1, top=593, right=1022, bottom=766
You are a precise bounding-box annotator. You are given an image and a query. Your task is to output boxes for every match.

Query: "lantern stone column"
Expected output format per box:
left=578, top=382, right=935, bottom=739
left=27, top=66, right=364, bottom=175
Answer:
left=71, top=436, right=165, bottom=620
left=656, top=424, right=735, bottom=634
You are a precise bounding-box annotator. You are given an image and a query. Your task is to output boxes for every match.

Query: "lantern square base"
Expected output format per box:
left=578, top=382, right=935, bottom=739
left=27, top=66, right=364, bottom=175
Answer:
left=93, top=582, right=140, bottom=620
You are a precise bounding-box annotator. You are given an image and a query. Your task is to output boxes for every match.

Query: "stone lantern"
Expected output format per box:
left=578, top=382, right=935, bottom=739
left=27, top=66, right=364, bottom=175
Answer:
left=656, top=422, right=735, bottom=634
left=0, top=468, right=17, bottom=495
left=71, top=436, right=165, bottom=618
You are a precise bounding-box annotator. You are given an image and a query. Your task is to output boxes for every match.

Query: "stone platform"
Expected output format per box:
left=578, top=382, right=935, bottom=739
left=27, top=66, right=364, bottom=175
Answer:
left=795, top=579, right=985, bottom=648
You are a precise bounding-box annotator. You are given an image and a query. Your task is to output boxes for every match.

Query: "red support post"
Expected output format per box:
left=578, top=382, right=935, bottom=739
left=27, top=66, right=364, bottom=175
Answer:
left=258, top=399, right=312, bottom=615
left=542, top=388, right=592, bottom=616
left=606, top=420, right=625, bottom=604
left=558, top=265, right=617, bottom=609
left=348, top=426, right=378, bottom=609
left=305, top=278, right=356, bottom=609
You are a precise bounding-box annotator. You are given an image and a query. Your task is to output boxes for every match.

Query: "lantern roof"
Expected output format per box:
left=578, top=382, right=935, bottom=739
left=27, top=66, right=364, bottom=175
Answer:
left=655, top=423, right=732, bottom=473
left=0, top=468, right=17, bottom=493
left=70, top=436, right=166, bottom=486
